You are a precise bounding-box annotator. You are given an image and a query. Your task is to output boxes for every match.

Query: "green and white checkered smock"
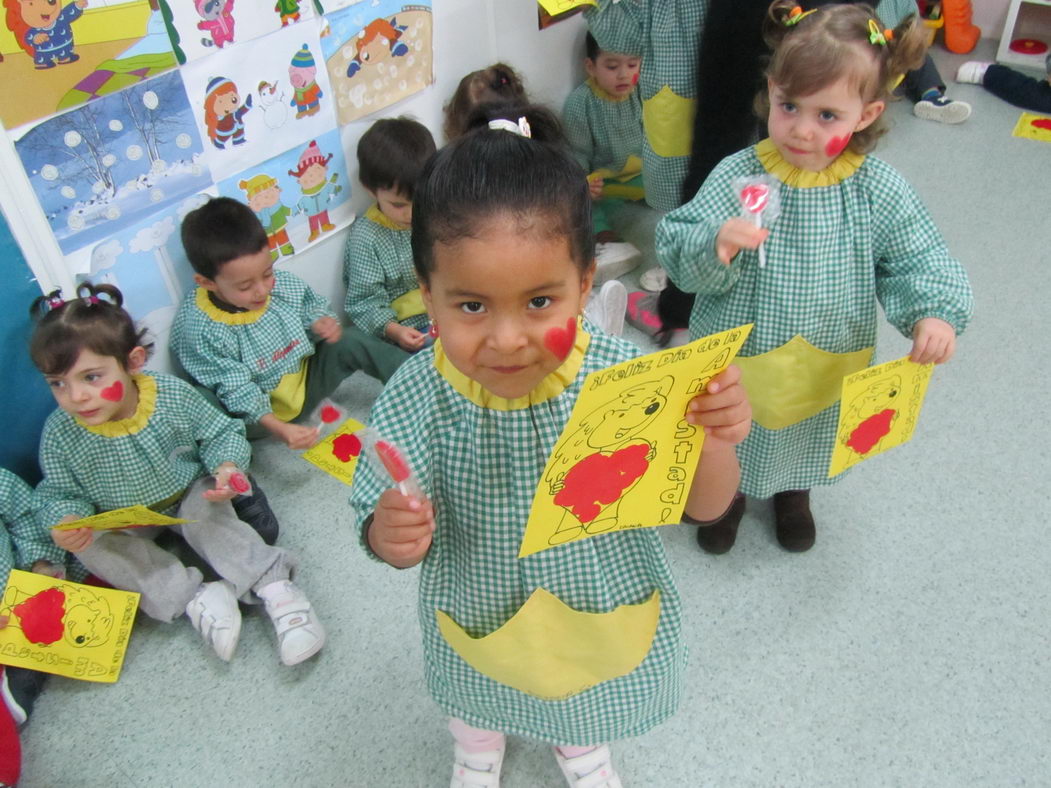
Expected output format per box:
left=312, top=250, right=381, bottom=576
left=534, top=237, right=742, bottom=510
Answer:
left=170, top=269, right=334, bottom=423
left=1, top=468, right=66, bottom=585
left=34, top=372, right=250, bottom=527
left=656, top=141, right=973, bottom=498
left=342, top=205, right=427, bottom=338
left=876, top=0, right=919, bottom=28
left=350, top=329, right=685, bottom=745
left=585, top=0, right=707, bottom=211
left=562, top=80, right=644, bottom=175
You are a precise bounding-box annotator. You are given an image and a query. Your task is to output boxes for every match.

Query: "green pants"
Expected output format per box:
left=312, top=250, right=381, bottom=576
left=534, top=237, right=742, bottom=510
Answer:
left=592, top=174, right=646, bottom=235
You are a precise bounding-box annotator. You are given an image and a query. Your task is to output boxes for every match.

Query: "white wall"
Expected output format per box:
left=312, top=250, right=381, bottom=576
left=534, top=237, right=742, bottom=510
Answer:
left=974, top=0, right=1010, bottom=39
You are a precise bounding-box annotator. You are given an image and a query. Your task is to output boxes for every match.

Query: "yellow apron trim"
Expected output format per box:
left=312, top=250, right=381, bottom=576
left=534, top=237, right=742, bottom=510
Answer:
left=194, top=287, right=269, bottom=326
left=78, top=374, right=156, bottom=437
left=736, top=336, right=873, bottom=430
left=365, top=203, right=408, bottom=231
left=600, top=181, right=645, bottom=201
left=641, top=86, right=695, bottom=158
left=755, top=138, right=865, bottom=188
left=586, top=76, right=631, bottom=103
left=590, top=154, right=644, bottom=184
left=390, top=288, right=426, bottom=321
left=269, top=356, right=309, bottom=422
left=433, top=318, right=591, bottom=411
left=436, top=587, right=661, bottom=700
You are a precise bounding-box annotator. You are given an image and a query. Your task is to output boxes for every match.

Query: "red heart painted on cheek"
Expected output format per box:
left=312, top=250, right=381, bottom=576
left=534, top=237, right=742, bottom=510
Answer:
left=100, top=381, right=123, bottom=401
left=1032, top=118, right=1051, bottom=130
left=544, top=317, right=576, bottom=362
left=825, top=134, right=851, bottom=158
left=631, top=73, right=639, bottom=86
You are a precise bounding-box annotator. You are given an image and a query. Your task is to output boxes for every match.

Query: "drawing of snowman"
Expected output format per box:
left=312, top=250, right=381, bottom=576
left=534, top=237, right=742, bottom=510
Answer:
left=258, top=80, right=288, bottom=129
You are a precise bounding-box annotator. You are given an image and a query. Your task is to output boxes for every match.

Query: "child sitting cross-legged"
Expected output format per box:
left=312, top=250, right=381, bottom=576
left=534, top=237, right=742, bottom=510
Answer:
left=343, top=117, right=437, bottom=352
left=31, top=284, right=325, bottom=666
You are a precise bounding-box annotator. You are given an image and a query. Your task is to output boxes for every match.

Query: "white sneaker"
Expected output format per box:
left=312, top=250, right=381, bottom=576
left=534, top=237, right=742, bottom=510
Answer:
left=185, top=580, right=241, bottom=662
left=555, top=745, right=623, bottom=788
left=594, top=242, right=642, bottom=284
left=638, top=266, right=668, bottom=292
left=913, top=96, right=972, bottom=124
left=596, top=280, right=627, bottom=336
left=451, top=741, right=505, bottom=788
left=257, top=580, right=326, bottom=666
left=956, top=61, right=992, bottom=84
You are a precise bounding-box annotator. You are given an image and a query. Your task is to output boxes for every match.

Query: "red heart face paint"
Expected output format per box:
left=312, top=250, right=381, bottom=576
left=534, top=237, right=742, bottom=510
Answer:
left=100, top=381, right=123, bottom=401
left=825, top=134, right=851, bottom=158
left=631, top=73, right=639, bottom=86
left=544, top=317, right=576, bottom=361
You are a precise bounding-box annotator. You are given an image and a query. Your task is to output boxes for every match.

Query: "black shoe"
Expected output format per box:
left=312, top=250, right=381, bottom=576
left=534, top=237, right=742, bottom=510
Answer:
left=773, top=489, right=815, bottom=552
left=1, top=667, right=47, bottom=727
left=691, top=494, right=745, bottom=555
left=231, top=476, right=280, bottom=545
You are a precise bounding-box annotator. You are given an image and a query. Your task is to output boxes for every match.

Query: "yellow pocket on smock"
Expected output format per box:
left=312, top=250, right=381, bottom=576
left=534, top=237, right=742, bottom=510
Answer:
left=269, top=356, right=310, bottom=422
left=641, top=87, right=696, bottom=158
left=390, top=288, right=426, bottom=321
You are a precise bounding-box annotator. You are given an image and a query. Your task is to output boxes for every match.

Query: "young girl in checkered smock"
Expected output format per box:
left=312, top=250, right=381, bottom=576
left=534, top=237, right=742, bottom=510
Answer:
left=656, top=1, right=974, bottom=555
left=29, top=284, right=325, bottom=667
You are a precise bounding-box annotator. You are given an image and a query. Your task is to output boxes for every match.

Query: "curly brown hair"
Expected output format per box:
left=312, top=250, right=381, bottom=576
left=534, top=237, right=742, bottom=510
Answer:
left=443, top=63, right=527, bottom=142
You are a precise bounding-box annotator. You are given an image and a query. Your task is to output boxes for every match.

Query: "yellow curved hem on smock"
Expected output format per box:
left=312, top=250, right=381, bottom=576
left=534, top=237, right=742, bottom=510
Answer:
left=436, top=587, right=661, bottom=700
left=755, top=138, right=865, bottom=188
left=195, top=287, right=269, bottom=325
left=433, top=318, right=590, bottom=411
left=735, top=336, right=873, bottom=430
left=78, top=373, right=156, bottom=436
left=365, top=203, right=408, bottom=231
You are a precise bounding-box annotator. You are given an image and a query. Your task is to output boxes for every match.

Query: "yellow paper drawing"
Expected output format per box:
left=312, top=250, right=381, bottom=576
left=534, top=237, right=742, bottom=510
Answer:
left=828, top=356, right=934, bottom=477
left=537, top=0, right=597, bottom=15
left=301, top=417, right=366, bottom=486
left=0, top=570, right=139, bottom=683
left=52, top=505, right=191, bottom=531
left=519, top=324, right=753, bottom=558
left=436, top=587, right=659, bottom=700
left=1011, top=112, right=1051, bottom=144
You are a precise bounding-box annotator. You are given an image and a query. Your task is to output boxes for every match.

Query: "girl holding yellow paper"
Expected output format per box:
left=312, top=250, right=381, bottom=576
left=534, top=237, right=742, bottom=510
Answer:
left=351, top=106, right=752, bottom=788
left=657, top=2, right=974, bottom=554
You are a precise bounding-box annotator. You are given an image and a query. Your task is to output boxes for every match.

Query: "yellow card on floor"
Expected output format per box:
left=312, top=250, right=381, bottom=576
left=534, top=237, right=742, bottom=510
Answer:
left=828, top=356, right=933, bottom=477
left=52, top=505, right=191, bottom=531
left=301, top=417, right=366, bottom=486
left=0, top=570, right=140, bottom=683
left=1012, top=112, right=1051, bottom=144
left=518, top=324, right=753, bottom=558
left=537, top=0, right=596, bottom=14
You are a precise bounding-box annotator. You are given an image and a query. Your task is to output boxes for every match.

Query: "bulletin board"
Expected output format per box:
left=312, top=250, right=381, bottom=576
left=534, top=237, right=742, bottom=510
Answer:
left=0, top=0, right=434, bottom=361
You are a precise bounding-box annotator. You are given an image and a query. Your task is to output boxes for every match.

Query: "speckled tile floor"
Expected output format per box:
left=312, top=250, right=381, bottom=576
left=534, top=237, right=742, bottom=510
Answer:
left=19, top=41, right=1051, bottom=787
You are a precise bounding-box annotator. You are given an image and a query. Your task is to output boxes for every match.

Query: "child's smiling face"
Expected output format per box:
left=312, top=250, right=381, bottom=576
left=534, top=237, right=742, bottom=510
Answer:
left=196, top=246, right=275, bottom=311
left=422, top=215, right=594, bottom=400
left=45, top=348, right=144, bottom=426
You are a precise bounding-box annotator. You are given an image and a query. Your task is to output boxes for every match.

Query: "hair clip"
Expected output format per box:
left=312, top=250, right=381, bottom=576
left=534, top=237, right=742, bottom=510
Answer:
left=84, top=295, right=100, bottom=305
left=487, top=116, right=532, bottom=138
left=868, top=19, right=892, bottom=46
left=47, top=295, right=65, bottom=310
left=784, top=6, right=815, bottom=26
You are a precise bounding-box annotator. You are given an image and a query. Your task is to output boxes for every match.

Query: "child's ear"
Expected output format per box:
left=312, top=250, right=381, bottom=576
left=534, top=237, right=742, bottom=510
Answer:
left=855, top=99, right=886, bottom=132
left=193, top=273, right=217, bottom=292
left=126, top=346, right=148, bottom=374
left=584, top=58, right=597, bottom=80
left=419, top=278, right=433, bottom=313
left=579, top=261, right=596, bottom=308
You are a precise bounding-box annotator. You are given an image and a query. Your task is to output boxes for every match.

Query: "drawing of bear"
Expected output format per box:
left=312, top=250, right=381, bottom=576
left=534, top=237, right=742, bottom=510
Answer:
left=840, top=375, right=901, bottom=456
left=545, top=376, right=672, bottom=545
left=1, top=582, right=113, bottom=648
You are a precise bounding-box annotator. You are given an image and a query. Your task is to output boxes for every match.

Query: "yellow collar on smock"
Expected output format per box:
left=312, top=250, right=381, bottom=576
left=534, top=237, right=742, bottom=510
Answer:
left=756, top=138, right=865, bottom=188
left=586, top=77, right=631, bottom=103
left=195, top=287, right=269, bottom=325
left=77, top=373, right=156, bottom=436
left=365, top=203, right=408, bottom=231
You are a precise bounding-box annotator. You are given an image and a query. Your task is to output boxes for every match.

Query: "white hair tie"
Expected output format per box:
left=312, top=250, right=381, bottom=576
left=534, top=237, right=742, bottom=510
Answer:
left=487, top=116, right=532, bottom=138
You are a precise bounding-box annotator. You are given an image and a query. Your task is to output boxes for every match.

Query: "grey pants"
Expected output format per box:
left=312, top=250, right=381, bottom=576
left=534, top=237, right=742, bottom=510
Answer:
left=76, top=478, right=296, bottom=622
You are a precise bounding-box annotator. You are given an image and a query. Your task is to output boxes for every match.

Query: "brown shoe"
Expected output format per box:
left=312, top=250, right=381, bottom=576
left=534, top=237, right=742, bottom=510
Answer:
left=689, top=494, right=745, bottom=554
left=773, top=489, right=815, bottom=552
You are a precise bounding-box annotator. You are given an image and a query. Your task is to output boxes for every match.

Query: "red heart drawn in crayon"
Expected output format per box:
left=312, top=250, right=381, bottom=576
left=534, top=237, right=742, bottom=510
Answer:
left=1031, top=118, right=1051, bottom=131
left=846, top=409, right=895, bottom=455
left=320, top=405, right=340, bottom=423
left=544, top=318, right=576, bottom=361
left=331, top=433, right=362, bottom=463
left=13, top=587, right=66, bottom=645
left=739, top=184, right=769, bottom=214
left=100, top=381, right=123, bottom=401
left=825, top=134, right=851, bottom=158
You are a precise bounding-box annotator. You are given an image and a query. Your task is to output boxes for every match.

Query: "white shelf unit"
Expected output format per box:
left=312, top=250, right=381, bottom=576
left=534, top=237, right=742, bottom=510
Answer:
left=996, top=0, right=1051, bottom=72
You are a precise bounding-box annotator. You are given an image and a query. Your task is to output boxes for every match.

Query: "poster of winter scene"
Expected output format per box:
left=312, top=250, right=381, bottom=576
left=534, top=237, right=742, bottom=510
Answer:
left=14, top=69, right=211, bottom=255
left=320, top=0, right=432, bottom=126
left=181, top=17, right=335, bottom=183
left=0, top=0, right=177, bottom=131
left=157, top=0, right=317, bottom=65
left=216, top=128, right=352, bottom=258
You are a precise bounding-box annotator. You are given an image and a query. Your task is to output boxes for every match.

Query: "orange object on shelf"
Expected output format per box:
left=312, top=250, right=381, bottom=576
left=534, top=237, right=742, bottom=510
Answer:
left=943, top=0, right=980, bottom=54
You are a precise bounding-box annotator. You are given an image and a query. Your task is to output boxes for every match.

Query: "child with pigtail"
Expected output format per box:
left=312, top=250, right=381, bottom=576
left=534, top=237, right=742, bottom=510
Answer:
left=657, top=1, right=973, bottom=554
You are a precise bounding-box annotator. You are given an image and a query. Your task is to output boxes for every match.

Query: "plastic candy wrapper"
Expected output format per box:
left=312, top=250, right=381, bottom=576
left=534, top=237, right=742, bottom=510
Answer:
left=357, top=428, right=424, bottom=500
left=732, top=174, right=781, bottom=268
left=214, top=468, right=252, bottom=497
left=310, top=398, right=347, bottom=439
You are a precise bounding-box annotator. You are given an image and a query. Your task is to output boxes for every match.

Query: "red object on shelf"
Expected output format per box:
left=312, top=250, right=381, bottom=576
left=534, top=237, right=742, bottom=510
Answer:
left=1009, top=38, right=1049, bottom=55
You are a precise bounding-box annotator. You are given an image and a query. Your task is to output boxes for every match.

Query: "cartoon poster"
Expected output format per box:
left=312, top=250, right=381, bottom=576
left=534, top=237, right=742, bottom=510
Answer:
left=0, top=570, right=139, bottom=683
left=1011, top=112, right=1051, bottom=145
left=827, top=356, right=934, bottom=477
left=518, top=324, right=753, bottom=558
left=0, top=0, right=177, bottom=130
left=216, top=127, right=351, bottom=256
left=301, top=416, right=366, bottom=485
left=320, top=0, right=432, bottom=126
left=157, top=0, right=318, bottom=65
left=14, top=70, right=211, bottom=255
left=52, top=504, right=190, bottom=531
left=181, top=18, right=335, bottom=182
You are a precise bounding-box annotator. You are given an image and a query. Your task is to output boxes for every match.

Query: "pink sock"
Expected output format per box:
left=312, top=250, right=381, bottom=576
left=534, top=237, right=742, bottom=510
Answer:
left=557, top=744, right=597, bottom=758
left=448, top=717, right=505, bottom=754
